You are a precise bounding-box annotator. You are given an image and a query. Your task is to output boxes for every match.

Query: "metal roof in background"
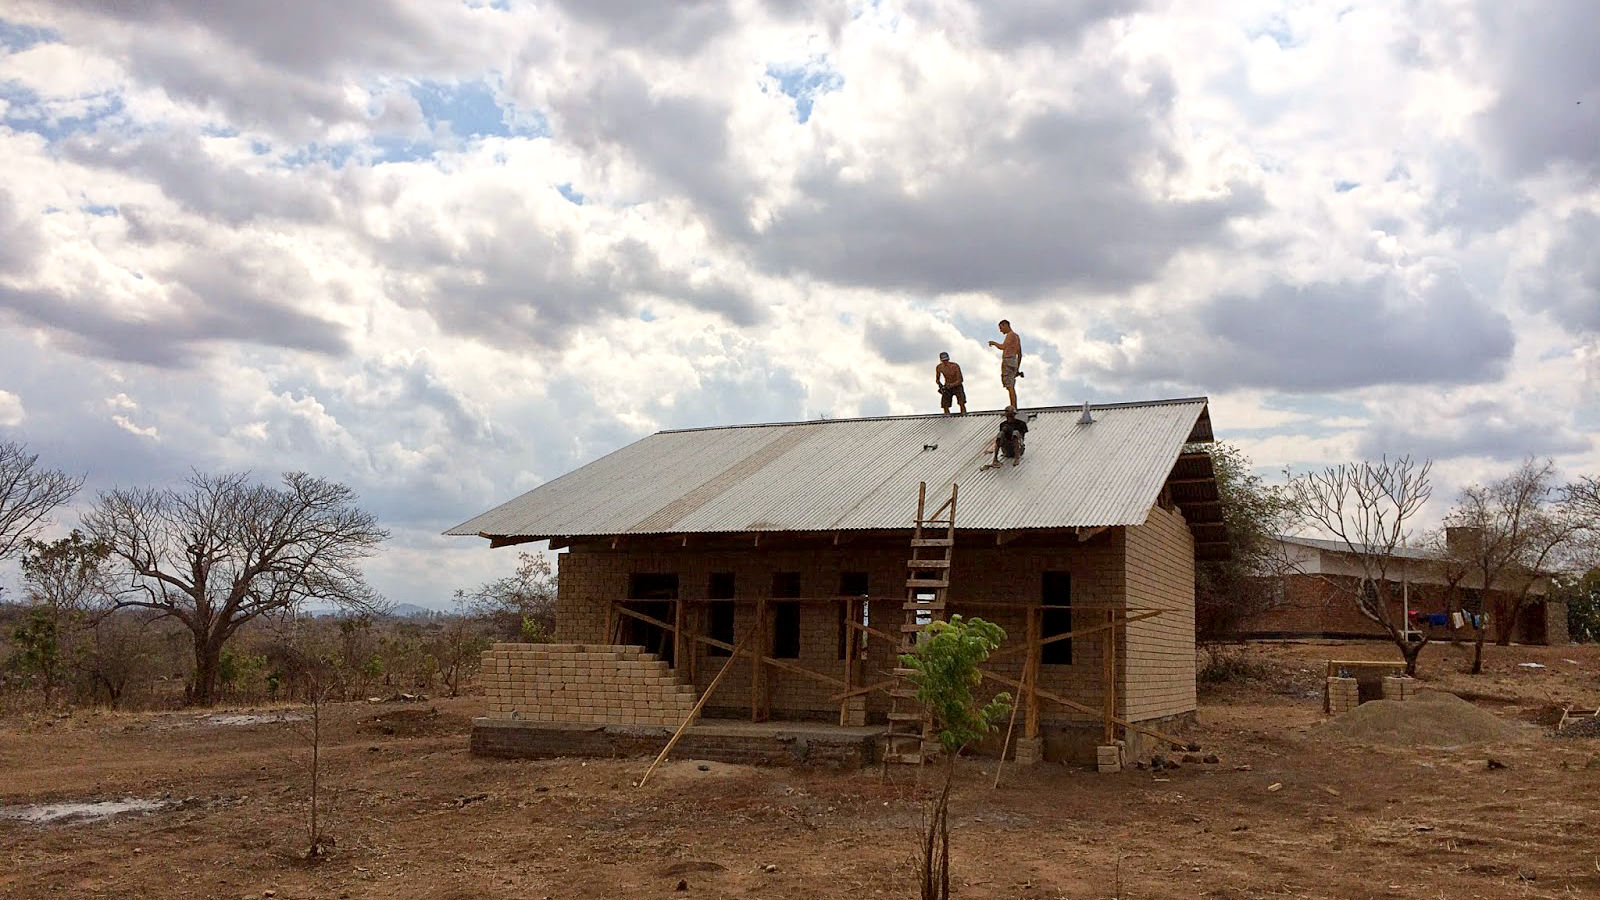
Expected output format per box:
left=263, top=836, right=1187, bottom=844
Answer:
left=448, top=398, right=1216, bottom=541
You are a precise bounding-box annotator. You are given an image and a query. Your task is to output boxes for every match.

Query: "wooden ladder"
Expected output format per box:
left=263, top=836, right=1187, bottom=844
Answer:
left=883, top=481, right=957, bottom=766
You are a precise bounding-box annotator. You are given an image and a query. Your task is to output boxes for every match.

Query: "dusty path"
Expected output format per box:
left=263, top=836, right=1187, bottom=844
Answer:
left=3, top=642, right=1598, bottom=899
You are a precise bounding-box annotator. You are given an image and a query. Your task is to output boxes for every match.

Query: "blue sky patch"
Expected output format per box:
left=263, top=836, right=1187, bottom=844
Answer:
left=1334, top=180, right=1360, bottom=193
left=557, top=182, right=585, bottom=205
left=1, top=83, right=124, bottom=141
left=0, top=19, right=59, bottom=51
left=410, top=79, right=547, bottom=141
left=765, top=58, right=844, bottom=124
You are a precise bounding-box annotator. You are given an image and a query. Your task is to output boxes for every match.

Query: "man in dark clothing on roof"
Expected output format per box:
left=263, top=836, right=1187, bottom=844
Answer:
left=982, top=407, right=1028, bottom=469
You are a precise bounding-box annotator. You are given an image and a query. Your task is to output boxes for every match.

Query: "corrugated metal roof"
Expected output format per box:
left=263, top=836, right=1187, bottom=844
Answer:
left=1276, top=535, right=1442, bottom=562
left=447, top=398, right=1212, bottom=540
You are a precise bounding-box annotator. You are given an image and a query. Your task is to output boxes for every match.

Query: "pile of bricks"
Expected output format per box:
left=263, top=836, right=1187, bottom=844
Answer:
left=480, top=643, right=697, bottom=726
left=1382, top=675, right=1415, bottom=701
left=1324, top=676, right=1359, bottom=715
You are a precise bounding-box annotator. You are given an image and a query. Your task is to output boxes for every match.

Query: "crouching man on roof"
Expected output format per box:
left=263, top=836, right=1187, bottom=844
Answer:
left=982, top=407, right=1028, bottom=469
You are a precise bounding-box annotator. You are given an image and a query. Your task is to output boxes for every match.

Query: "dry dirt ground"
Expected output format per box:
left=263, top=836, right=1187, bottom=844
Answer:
left=3, top=640, right=1599, bottom=900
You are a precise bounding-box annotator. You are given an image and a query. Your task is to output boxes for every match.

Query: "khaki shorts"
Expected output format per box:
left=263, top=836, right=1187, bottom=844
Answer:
left=1001, top=356, right=1020, bottom=388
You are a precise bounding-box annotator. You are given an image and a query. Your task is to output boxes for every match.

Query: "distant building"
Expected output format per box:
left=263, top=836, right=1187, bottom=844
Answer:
left=1236, top=535, right=1564, bottom=645
left=448, top=398, right=1227, bottom=764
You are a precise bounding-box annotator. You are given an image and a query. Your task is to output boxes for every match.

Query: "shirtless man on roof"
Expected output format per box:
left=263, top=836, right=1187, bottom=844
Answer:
left=988, top=320, right=1023, bottom=408
left=935, top=351, right=967, bottom=415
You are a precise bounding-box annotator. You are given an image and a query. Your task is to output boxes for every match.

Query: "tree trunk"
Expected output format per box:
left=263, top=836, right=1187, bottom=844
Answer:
left=1399, top=639, right=1425, bottom=676
left=191, top=633, right=224, bottom=706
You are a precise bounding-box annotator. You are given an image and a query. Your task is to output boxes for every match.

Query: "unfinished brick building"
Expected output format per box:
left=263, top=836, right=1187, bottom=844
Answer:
left=1238, top=536, right=1565, bottom=645
left=449, top=398, right=1226, bottom=765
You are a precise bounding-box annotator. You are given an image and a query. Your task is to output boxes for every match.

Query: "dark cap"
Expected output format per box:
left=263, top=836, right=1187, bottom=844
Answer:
left=938, top=351, right=950, bottom=360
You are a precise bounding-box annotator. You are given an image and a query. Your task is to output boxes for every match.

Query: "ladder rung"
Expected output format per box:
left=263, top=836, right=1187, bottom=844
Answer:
left=917, top=519, right=951, bottom=526
left=910, top=538, right=952, bottom=547
left=884, top=753, right=925, bottom=764
left=906, top=559, right=951, bottom=568
left=900, top=623, right=933, bottom=632
left=906, top=578, right=948, bottom=588
left=889, top=689, right=917, bottom=699
left=903, top=603, right=945, bottom=612
left=892, top=667, right=918, bottom=676
left=887, top=712, right=924, bottom=722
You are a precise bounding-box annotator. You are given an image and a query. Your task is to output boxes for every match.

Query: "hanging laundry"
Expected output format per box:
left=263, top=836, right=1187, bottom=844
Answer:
left=1451, top=611, right=1464, bottom=629
left=1426, top=613, right=1450, bottom=627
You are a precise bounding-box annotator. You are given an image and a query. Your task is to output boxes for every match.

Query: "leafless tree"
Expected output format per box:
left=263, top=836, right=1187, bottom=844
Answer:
left=1289, top=456, right=1433, bottom=674
left=82, top=471, right=388, bottom=705
left=1444, top=459, right=1588, bottom=672
left=455, top=551, right=557, bottom=641
left=0, top=440, right=82, bottom=568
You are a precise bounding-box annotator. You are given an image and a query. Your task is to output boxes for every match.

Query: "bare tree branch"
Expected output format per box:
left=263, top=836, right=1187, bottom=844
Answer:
left=0, top=440, right=83, bottom=564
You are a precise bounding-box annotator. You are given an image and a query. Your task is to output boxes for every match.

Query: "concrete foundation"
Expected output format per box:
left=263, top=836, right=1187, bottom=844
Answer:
left=471, top=718, right=882, bottom=768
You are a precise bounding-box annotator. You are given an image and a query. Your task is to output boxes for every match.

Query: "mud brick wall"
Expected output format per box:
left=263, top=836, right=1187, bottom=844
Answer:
left=1238, top=575, right=1563, bottom=645
left=479, top=644, right=696, bottom=726
left=1122, top=504, right=1197, bottom=722
left=552, top=514, right=1197, bottom=727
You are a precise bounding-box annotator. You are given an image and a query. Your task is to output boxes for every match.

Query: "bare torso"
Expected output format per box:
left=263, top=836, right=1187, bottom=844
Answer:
left=936, top=361, right=963, bottom=385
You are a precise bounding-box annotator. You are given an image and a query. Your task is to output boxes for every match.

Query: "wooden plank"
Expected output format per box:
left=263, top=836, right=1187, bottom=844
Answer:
left=637, top=630, right=755, bottom=789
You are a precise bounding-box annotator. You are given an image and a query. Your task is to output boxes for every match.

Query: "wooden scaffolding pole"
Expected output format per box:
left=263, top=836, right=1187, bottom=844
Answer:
left=751, top=596, right=767, bottom=723
left=978, top=669, right=1188, bottom=750
left=1024, top=605, right=1041, bottom=741
left=673, top=598, right=686, bottom=678
left=1102, top=609, right=1117, bottom=744
left=840, top=597, right=859, bottom=726
left=637, top=630, right=755, bottom=789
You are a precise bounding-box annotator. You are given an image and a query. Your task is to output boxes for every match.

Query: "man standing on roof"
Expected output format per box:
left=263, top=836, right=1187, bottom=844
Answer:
left=988, top=319, right=1023, bottom=408
left=935, top=351, right=967, bottom=415
left=981, top=406, right=1028, bottom=469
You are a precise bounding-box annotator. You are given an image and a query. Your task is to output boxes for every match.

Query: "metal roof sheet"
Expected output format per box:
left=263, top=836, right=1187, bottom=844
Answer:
left=447, top=398, right=1212, bottom=540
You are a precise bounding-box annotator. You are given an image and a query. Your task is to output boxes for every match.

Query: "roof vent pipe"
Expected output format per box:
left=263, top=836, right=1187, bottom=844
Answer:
left=1077, top=401, right=1095, bottom=425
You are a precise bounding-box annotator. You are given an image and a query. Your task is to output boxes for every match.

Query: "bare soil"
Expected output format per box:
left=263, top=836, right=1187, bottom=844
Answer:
left=3, top=641, right=1599, bottom=900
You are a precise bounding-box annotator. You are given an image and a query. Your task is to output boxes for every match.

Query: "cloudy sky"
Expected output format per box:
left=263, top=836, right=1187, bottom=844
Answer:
left=0, top=0, right=1595, bottom=607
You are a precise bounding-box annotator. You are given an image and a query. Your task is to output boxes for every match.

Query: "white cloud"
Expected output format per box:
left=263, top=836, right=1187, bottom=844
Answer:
left=0, top=389, right=23, bottom=426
